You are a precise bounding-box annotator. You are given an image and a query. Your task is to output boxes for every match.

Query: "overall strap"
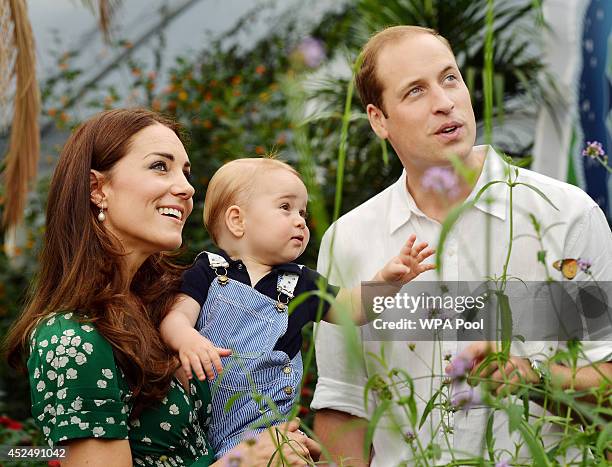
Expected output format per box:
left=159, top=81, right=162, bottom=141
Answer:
left=275, top=265, right=303, bottom=311
left=203, top=251, right=230, bottom=285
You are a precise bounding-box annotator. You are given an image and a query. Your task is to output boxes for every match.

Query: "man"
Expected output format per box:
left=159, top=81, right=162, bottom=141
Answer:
left=311, top=26, right=612, bottom=466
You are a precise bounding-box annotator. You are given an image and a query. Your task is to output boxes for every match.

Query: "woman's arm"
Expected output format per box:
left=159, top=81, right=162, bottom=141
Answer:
left=62, top=439, right=132, bottom=467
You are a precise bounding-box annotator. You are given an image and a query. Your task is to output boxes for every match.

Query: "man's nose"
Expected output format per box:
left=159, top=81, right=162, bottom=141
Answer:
left=431, top=86, right=454, bottom=114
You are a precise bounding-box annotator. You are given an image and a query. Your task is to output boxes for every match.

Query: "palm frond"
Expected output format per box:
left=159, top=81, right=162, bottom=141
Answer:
left=2, top=0, right=40, bottom=229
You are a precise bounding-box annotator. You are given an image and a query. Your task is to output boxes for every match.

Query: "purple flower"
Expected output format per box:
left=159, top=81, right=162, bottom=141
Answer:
left=450, top=384, right=482, bottom=411
left=403, top=430, right=416, bottom=443
left=495, top=459, right=511, bottom=467
left=445, top=355, right=473, bottom=379
left=577, top=258, right=592, bottom=272
left=582, top=141, right=606, bottom=159
left=421, top=167, right=461, bottom=199
left=295, top=37, right=326, bottom=68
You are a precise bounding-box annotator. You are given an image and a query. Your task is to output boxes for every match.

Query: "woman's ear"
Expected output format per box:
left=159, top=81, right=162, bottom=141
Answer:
left=90, top=170, right=106, bottom=207
left=225, top=205, right=245, bottom=238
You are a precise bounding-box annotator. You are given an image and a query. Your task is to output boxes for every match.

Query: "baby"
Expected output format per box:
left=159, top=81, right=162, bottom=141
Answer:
left=160, top=157, right=435, bottom=458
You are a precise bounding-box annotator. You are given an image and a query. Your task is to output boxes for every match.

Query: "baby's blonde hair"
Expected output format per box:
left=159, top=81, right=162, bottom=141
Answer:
left=203, top=156, right=301, bottom=245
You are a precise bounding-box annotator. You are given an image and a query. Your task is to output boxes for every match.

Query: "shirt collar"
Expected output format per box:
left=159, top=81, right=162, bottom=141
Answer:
left=216, top=249, right=303, bottom=275
left=388, top=145, right=508, bottom=235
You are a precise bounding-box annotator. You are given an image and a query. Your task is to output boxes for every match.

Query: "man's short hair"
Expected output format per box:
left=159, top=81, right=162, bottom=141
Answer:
left=203, top=156, right=301, bottom=244
left=355, top=25, right=453, bottom=115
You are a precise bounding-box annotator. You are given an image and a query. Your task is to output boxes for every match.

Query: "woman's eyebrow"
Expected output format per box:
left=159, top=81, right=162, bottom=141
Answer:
left=145, top=152, right=191, bottom=168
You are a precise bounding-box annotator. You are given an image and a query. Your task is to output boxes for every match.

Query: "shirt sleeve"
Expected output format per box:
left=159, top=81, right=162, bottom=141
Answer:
left=564, top=205, right=612, bottom=364
left=310, top=225, right=371, bottom=419
left=180, top=256, right=214, bottom=307
left=300, top=267, right=340, bottom=321
left=28, top=313, right=130, bottom=446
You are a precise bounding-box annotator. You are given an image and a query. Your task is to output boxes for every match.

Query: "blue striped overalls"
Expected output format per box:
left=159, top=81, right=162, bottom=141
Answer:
left=195, top=252, right=303, bottom=458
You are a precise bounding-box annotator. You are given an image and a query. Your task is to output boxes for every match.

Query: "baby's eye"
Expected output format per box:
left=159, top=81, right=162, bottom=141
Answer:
left=299, top=209, right=308, bottom=219
left=150, top=161, right=168, bottom=171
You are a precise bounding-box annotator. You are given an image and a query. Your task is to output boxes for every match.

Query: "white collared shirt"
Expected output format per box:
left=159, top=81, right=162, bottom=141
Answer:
left=312, top=146, right=612, bottom=466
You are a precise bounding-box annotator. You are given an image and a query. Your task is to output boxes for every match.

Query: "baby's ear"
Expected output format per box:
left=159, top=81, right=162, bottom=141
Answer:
left=225, top=205, right=245, bottom=238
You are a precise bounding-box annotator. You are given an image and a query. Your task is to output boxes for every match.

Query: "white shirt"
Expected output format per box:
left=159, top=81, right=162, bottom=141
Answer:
left=312, top=146, right=612, bottom=466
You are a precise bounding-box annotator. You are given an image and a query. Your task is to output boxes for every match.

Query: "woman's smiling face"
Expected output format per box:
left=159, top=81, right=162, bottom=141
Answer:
left=99, top=123, right=195, bottom=257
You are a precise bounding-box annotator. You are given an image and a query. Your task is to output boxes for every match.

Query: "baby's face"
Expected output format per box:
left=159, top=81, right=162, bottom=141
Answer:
left=242, top=168, right=310, bottom=264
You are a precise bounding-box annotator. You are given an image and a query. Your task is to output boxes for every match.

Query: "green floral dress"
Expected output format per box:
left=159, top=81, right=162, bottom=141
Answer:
left=28, top=312, right=215, bottom=466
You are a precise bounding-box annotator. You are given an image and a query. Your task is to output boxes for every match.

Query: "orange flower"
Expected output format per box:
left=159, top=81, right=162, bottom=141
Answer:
left=233, top=89, right=241, bottom=97
left=255, top=64, right=266, bottom=75
left=213, top=105, right=224, bottom=116
left=131, top=67, right=141, bottom=77
left=47, top=108, right=57, bottom=117
left=255, top=146, right=265, bottom=155
left=151, top=99, right=162, bottom=111
left=203, top=120, right=213, bottom=129
left=178, top=91, right=188, bottom=101
left=59, top=112, right=69, bottom=123
left=204, top=92, right=213, bottom=102
left=231, top=76, right=242, bottom=86
left=276, top=134, right=286, bottom=145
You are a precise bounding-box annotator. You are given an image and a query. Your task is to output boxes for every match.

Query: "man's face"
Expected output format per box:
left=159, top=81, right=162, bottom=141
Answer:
left=367, top=33, right=476, bottom=169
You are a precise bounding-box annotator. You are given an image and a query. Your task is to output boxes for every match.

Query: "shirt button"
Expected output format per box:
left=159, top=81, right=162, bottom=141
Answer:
left=283, top=386, right=293, bottom=395
left=282, top=366, right=292, bottom=374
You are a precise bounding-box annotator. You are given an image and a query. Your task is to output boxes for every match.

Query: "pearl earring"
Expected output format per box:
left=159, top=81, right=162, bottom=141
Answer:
left=97, top=206, right=106, bottom=222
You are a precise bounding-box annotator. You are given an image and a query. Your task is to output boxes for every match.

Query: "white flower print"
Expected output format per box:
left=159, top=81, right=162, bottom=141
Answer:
left=46, top=316, right=55, bottom=326
left=57, top=388, right=67, bottom=400
left=82, top=342, right=93, bottom=354
left=92, top=427, right=105, bottom=437
left=63, top=329, right=75, bottom=337
left=70, top=336, right=81, bottom=347
left=94, top=399, right=107, bottom=407
left=106, top=417, right=115, bottom=424
left=131, top=419, right=141, bottom=427
left=70, top=416, right=81, bottom=424
left=33, top=368, right=40, bottom=379
left=40, top=339, right=48, bottom=348
left=75, top=353, right=87, bottom=365
left=36, top=381, right=45, bottom=392
left=45, top=350, right=54, bottom=363
left=71, top=398, right=83, bottom=410
left=97, top=380, right=108, bottom=389
left=66, top=368, right=77, bottom=379
left=50, top=335, right=58, bottom=344
left=58, top=420, right=68, bottom=427
left=55, top=345, right=65, bottom=355
left=81, top=324, right=93, bottom=332
left=37, top=413, right=45, bottom=421
left=57, top=374, right=65, bottom=387
left=57, top=356, right=69, bottom=368
left=142, top=436, right=152, bottom=444
left=206, top=403, right=212, bottom=414
left=160, top=422, right=171, bottom=431
left=56, top=405, right=65, bottom=415
left=66, top=347, right=77, bottom=358
left=46, top=370, right=57, bottom=380
left=59, top=335, right=70, bottom=346
left=102, top=369, right=113, bottom=379
left=78, top=422, right=89, bottom=430
left=194, top=400, right=202, bottom=409
left=168, top=404, right=179, bottom=415
left=63, top=312, right=73, bottom=320
left=42, top=426, right=50, bottom=436
left=44, top=392, right=53, bottom=400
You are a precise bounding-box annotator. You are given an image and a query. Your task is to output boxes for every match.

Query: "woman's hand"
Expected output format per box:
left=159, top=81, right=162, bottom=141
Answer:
left=216, top=419, right=321, bottom=466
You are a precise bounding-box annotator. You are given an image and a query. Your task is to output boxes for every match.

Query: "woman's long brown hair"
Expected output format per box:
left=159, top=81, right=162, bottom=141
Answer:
left=5, top=108, right=188, bottom=416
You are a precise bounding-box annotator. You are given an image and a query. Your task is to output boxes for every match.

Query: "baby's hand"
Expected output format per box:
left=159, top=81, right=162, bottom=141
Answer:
left=376, top=234, right=435, bottom=284
left=178, top=328, right=232, bottom=381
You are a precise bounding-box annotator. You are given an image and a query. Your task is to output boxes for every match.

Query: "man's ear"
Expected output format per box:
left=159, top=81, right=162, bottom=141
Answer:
left=225, top=205, right=245, bottom=238
left=90, top=170, right=107, bottom=207
left=366, top=103, right=389, bottom=140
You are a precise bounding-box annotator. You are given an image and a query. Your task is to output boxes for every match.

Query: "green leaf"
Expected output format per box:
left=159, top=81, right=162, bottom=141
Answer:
left=364, top=399, right=391, bottom=458
left=507, top=403, right=523, bottom=434
left=517, top=419, right=552, bottom=466
left=537, top=250, right=546, bottom=264
left=419, top=388, right=442, bottom=429
left=485, top=410, right=495, bottom=461
left=496, top=291, right=513, bottom=350
left=514, top=182, right=559, bottom=211
left=595, top=422, right=612, bottom=457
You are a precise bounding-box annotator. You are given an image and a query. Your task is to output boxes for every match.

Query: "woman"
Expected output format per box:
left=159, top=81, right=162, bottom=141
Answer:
left=5, top=108, right=318, bottom=466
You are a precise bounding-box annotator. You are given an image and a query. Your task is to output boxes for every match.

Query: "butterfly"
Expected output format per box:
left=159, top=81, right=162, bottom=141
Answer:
left=552, top=258, right=578, bottom=279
